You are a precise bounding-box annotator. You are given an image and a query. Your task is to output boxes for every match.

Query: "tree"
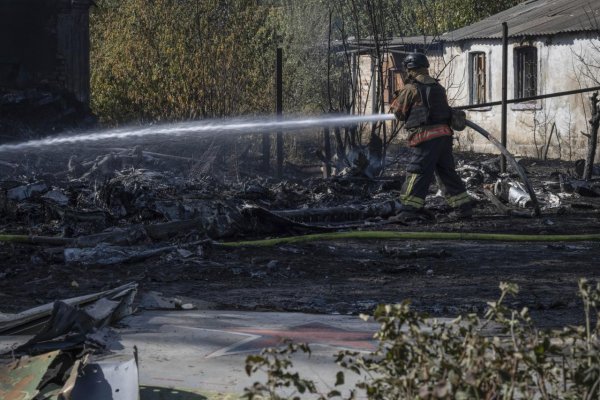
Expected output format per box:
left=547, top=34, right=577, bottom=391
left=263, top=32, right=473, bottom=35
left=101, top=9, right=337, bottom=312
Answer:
left=90, top=0, right=280, bottom=124
left=90, top=0, right=526, bottom=125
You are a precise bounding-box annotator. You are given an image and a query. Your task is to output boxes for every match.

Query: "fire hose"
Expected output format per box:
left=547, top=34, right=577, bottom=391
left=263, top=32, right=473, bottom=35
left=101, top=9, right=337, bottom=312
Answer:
left=3, top=231, right=600, bottom=247
left=465, top=119, right=540, bottom=216
left=219, top=231, right=600, bottom=247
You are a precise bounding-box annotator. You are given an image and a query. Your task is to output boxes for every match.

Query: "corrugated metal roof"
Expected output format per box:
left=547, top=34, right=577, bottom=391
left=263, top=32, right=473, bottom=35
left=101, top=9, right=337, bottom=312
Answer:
left=387, top=36, right=438, bottom=45
left=442, top=0, right=600, bottom=41
left=344, top=36, right=436, bottom=47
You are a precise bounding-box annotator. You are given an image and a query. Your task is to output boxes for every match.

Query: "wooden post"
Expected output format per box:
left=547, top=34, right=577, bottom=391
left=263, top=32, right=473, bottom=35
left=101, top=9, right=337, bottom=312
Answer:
left=584, top=92, right=600, bottom=180
left=276, top=48, right=284, bottom=178
left=501, top=22, right=508, bottom=173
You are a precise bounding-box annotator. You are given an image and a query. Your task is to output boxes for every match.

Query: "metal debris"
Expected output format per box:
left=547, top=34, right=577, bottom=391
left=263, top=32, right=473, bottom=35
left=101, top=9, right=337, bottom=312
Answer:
left=64, top=244, right=176, bottom=266
left=494, top=179, right=532, bottom=208
left=7, top=182, right=48, bottom=201
left=0, top=283, right=140, bottom=399
left=42, top=190, right=69, bottom=206
left=71, top=354, right=139, bottom=400
left=0, top=350, right=62, bottom=400
left=0, top=283, right=137, bottom=336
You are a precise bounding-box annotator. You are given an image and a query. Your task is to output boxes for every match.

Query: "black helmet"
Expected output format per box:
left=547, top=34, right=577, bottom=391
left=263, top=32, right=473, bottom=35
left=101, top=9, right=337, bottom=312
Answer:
left=403, top=52, right=429, bottom=69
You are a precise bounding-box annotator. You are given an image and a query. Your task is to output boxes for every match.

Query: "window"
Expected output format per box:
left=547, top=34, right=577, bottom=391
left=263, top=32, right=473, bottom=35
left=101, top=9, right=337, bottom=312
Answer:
left=469, top=52, right=486, bottom=105
left=515, top=46, right=537, bottom=99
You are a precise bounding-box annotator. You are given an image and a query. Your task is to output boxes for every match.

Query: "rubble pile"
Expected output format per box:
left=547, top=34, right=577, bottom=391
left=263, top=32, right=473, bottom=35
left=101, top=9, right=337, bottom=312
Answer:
left=454, top=156, right=600, bottom=213
left=2, top=144, right=600, bottom=396
left=0, top=283, right=141, bottom=400
left=0, top=143, right=406, bottom=266
left=1, top=142, right=600, bottom=269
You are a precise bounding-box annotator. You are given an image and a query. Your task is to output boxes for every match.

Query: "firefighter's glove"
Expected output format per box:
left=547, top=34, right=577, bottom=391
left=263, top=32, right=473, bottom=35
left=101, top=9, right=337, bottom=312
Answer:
left=389, top=93, right=402, bottom=120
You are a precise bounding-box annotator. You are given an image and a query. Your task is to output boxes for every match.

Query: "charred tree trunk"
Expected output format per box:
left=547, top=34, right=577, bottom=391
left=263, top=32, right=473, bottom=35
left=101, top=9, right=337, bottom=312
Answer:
left=584, top=92, right=600, bottom=180
left=323, top=127, right=332, bottom=178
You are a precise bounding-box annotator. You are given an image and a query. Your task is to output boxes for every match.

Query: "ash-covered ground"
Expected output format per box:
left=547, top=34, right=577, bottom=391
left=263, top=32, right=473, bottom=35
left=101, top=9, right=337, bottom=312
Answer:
left=1, top=133, right=600, bottom=328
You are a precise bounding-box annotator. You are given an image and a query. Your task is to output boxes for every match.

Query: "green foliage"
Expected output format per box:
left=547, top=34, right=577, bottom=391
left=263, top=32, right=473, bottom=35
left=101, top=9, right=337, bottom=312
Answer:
left=276, top=0, right=526, bottom=115
left=277, top=0, right=332, bottom=113
left=90, top=0, right=280, bottom=124
left=243, top=342, right=325, bottom=400
left=409, top=0, right=525, bottom=35
left=244, top=279, right=600, bottom=399
left=89, top=0, right=526, bottom=123
left=329, top=0, right=525, bottom=38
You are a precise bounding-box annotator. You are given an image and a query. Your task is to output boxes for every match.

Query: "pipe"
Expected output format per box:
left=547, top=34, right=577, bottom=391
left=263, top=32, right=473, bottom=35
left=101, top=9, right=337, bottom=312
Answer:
left=465, top=119, right=541, bottom=216
left=456, top=85, right=600, bottom=111
left=501, top=22, right=508, bottom=172
left=219, top=231, right=600, bottom=247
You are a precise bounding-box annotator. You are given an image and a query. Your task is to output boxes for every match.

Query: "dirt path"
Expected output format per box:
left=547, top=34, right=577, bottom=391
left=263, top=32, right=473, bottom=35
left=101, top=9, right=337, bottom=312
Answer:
left=2, top=212, right=599, bottom=328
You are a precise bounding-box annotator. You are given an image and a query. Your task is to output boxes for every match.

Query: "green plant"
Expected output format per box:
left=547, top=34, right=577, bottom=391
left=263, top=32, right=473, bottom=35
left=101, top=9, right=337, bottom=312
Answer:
left=90, top=0, right=280, bottom=124
left=244, top=279, right=600, bottom=399
left=243, top=341, right=344, bottom=400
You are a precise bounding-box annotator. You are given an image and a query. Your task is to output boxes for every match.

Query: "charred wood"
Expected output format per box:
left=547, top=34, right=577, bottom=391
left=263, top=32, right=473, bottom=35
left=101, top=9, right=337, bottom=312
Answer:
left=272, top=200, right=400, bottom=224
left=482, top=188, right=511, bottom=215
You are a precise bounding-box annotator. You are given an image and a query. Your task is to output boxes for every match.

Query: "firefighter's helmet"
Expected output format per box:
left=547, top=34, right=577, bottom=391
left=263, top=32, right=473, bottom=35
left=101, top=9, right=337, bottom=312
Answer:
left=403, top=53, right=429, bottom=69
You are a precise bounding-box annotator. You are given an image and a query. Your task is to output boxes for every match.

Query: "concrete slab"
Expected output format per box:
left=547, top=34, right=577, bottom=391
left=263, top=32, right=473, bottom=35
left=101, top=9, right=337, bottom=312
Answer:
left=0, top=310, right=463, bottom=398
left=0, top=311, right=381, bottom=398
left=117, top=310, right=381, bottom=397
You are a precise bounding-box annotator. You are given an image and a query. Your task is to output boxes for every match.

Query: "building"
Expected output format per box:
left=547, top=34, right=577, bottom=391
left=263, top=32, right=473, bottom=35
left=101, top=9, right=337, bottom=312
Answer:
left=0, top=0, right=93, bottom=107
left=343, top=37, right=441, bottom=117
left=355, top=0, right=600, bottom=160
left=442, top=0, right=600, bottom=159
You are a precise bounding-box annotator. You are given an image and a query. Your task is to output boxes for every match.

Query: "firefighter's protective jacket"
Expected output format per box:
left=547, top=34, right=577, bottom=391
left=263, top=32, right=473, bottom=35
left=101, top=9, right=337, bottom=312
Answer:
left=389, top=68, right=453, bottom=147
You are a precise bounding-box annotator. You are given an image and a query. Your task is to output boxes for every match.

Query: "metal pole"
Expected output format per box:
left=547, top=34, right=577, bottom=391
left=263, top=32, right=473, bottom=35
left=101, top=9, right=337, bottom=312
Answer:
left=584, top=92, right=600, bottom=180
left=501, top=22, right=508, bottom=173
left=456, top=85, right=600, bottom=110
left=276, top=48, right=284, bottom=178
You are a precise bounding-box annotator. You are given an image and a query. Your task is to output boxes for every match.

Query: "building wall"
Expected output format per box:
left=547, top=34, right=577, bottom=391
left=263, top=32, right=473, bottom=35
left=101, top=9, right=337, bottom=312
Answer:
left=0, top=0, right=58, bottom=89
left=356, top=50, right=445, bottom=115
left=0, top=0, right=91, bottom=107
left=57, top=1, right=91, bottom=107
left=355, top=54, right=376, bottom=116
left=442, top=33, right=600, bottom=160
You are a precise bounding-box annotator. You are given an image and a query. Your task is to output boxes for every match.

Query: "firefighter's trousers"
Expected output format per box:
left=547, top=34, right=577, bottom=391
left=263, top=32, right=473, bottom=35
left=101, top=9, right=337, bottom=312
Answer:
left=400, top=136, right=471, bottom=209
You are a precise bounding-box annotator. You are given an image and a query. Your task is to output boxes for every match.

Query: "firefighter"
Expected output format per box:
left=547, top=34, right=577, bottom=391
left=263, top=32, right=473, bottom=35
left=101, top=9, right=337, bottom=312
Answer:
left=389, top=52, right=473, bottom=220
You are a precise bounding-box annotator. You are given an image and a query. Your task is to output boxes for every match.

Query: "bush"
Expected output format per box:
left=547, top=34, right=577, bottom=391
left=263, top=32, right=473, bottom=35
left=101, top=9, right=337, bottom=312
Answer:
left=90, top=0, right=280, bottom=124
left=244, top=279, right=600, bottom=399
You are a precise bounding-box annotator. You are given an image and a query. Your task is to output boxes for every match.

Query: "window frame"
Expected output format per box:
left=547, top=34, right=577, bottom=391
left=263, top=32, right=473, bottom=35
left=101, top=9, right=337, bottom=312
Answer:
left=469, top=51, right=487, bottom=106
left=514, top=45, right=538, bottom=100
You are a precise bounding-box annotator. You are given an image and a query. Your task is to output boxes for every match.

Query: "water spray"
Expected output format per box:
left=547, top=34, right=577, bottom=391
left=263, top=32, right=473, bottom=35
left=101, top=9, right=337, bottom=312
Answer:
left=0, top=113, right=539, bottom=215
left=0, top=113, right=396, bottom=152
